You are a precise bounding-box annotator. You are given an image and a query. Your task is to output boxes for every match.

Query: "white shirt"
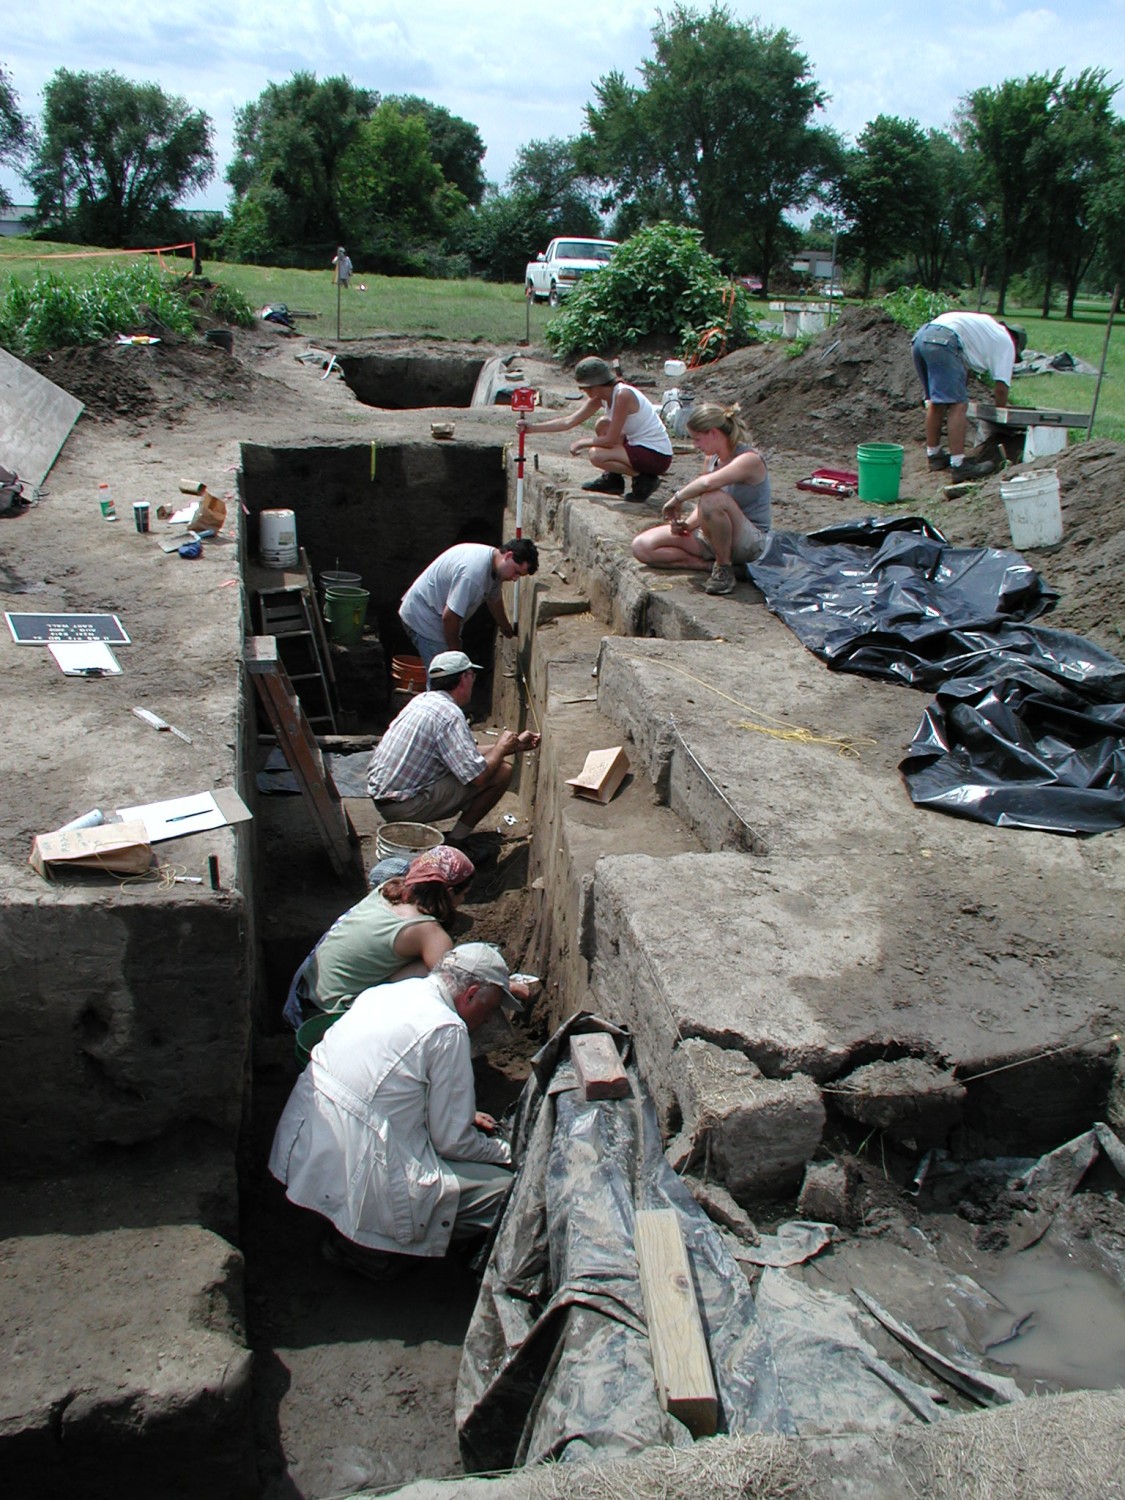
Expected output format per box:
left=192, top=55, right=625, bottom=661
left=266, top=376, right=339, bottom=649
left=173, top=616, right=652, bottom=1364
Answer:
left=399, top=543, right=499, bottom=643
left=268, top=975, right=510, bottom=1256
left=931, top=313, right=1016, bottom=386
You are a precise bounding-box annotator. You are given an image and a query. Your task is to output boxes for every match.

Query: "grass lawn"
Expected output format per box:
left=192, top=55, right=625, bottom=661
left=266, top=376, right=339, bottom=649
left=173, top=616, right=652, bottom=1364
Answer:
left=1, top=241, right=1121, bottom=441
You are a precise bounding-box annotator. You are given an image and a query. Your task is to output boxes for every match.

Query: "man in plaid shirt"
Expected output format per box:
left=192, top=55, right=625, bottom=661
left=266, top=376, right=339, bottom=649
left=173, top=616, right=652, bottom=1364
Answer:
left=367, top=651, right=540, bottom=850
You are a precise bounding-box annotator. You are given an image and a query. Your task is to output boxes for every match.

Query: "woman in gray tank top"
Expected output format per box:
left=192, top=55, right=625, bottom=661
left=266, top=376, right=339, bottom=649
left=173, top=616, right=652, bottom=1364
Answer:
left=631, top=402, right=770, bottom=595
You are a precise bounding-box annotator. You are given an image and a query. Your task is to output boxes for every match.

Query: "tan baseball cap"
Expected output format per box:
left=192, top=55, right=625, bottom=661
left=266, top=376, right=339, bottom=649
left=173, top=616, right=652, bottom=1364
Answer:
left=450, top=942, right=524, bottom=1015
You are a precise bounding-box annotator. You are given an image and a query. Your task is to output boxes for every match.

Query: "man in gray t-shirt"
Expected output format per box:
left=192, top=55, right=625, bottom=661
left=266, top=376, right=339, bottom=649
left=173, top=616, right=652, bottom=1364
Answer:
left=399, top=538, right=539, bottom=666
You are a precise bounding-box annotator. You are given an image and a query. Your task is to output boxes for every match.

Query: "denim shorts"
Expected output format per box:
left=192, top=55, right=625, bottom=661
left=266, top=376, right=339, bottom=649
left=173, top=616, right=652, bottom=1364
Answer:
left=912, top=323, right=968, bottom=405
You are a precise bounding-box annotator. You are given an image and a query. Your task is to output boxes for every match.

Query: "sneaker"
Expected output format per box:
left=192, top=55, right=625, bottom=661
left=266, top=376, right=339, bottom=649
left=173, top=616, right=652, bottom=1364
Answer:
left=927, top=450, right=951, bottom=471
left=581, top=472, right=625, bottom=494
left=628, top=473, right=661, bottom=502
left=704, top=563, right=737, bottom=595
left=951, top=458, right=996, bottom=481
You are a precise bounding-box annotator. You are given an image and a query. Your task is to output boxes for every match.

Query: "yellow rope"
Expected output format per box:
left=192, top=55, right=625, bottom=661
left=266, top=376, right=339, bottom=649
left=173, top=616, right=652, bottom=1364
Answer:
left=621, top=652, right=877, bottom=760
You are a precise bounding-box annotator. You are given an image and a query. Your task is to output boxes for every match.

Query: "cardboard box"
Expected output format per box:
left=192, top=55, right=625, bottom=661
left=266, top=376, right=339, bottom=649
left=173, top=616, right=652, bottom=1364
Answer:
left=565, top=746, right=630, bottom=804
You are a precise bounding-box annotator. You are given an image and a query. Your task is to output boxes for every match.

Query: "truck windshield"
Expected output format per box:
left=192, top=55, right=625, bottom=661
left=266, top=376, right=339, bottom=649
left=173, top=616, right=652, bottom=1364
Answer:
left=559, top=242, right=616, bottom=261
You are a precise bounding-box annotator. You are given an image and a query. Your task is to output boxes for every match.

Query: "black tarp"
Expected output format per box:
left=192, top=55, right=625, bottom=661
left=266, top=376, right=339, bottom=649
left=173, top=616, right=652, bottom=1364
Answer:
left=746, top=517, right=1125, bottom=834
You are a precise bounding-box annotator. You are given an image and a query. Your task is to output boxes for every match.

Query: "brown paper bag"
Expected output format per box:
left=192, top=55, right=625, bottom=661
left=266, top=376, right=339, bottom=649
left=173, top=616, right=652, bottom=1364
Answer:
left=30, top=819, right=153, bottom=879
left=189, top=490, right=227, bottom=531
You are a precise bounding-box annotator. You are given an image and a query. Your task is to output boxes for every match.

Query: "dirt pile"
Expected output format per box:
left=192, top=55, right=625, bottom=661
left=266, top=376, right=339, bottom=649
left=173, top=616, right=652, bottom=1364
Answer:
left=25, top=337, right=281, bottom=426
left=695, top=305, right=923, bottom=455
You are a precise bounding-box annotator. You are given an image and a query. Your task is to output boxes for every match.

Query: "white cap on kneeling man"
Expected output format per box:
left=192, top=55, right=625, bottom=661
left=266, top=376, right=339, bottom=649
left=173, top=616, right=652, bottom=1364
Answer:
left=428, top=649, right=482, bottom=684
left=448, top=942, right=524, bottom=1015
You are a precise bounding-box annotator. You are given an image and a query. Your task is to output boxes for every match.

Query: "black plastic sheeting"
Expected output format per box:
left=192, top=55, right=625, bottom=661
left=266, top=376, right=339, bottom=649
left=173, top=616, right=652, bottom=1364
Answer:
left=456, top=1017, right=935, bottom=1470
left=746, top=516, right=1125, bottom=834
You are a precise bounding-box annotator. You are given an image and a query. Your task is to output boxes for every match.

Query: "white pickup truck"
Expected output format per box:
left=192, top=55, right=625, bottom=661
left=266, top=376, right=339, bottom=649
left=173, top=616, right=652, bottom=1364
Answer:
left=525, top=237, right=618, bottom=306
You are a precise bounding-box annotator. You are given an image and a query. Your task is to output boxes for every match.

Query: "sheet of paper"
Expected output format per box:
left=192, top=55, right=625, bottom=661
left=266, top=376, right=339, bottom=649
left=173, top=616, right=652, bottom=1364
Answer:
left=116, top=791, right=223, bottom=841
left=49, top=641, right=123, bottom=675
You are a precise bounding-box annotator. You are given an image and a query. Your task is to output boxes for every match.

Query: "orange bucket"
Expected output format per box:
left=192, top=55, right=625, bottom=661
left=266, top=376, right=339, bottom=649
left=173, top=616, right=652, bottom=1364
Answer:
left=391, top=654, right=427, bottom=693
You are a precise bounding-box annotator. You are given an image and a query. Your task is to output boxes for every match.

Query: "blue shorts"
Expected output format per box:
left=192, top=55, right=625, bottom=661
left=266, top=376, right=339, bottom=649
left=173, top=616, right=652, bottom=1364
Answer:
left=404, top=629, right=448, bottom=669
left=912, top=323, right=968, bottom=406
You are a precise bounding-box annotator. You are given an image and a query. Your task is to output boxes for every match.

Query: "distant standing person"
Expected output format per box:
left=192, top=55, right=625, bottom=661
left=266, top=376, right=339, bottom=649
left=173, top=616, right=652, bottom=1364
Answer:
left=332, top=246, right=352, bottom=288
left=519, top=355, right=673, bottom=502
left=911, top=312, right=1026, bottom=478
left=399, top=539, right=539, bottom=668
left=631, top=403, right=770, bottom=596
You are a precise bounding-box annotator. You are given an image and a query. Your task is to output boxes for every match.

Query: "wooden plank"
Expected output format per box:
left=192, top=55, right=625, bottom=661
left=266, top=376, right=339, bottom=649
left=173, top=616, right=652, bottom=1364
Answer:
left=968, top=402, right=1089, bottom=428
left=244, top=636, right=354, bottom=877
left=570, top=1033, right=630, bottom=1099
left=634, top=1208, right=718, bottom=1437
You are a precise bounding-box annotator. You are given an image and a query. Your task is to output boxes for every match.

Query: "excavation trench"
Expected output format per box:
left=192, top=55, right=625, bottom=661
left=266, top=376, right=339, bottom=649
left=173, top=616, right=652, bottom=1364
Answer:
left=238, top=425, right=1125, bottom=1494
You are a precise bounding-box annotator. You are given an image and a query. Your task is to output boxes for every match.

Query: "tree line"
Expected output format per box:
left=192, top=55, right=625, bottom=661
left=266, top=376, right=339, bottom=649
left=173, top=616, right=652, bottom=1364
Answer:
left=2, top=4, right=1123, bottom=312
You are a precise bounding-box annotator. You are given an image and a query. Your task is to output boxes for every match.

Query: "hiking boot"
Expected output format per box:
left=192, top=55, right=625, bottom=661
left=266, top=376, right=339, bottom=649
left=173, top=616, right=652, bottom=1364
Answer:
left=951, top=458, right=996, bottom=481
left=628, top=473, right=661, bottom=503
left=704, top=563, right=737, bottom=595
left=927, top=450, right=951, bottom=471
left=581, top=472, right=625, bottom=494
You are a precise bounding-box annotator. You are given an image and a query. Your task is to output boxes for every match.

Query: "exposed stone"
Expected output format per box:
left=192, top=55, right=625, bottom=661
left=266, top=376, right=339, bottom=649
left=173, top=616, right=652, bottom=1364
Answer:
left=681, top=1174, right=761, bottom=1244
left=829, top=1058, right=966, bottom=1148
left=672, top=1039, right=825, bottom=1203
left=797, top=1159, right=860, bottom=1229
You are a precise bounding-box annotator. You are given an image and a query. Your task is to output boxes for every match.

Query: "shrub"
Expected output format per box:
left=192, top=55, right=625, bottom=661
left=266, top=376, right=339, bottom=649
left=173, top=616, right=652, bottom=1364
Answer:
left=544, top=222, right=754, bottom=362
left=881, top=285, right=953, bottom=331
left=0, top=260, right=213, bottom=354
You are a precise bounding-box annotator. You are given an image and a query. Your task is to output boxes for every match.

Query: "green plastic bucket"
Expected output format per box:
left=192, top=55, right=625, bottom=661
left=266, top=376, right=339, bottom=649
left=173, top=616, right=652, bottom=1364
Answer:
left=856, top=442, right=904, bottom=505
left=323, top=585, right=369, bottom=645
left=295, top=1011, right=341, bottom=1068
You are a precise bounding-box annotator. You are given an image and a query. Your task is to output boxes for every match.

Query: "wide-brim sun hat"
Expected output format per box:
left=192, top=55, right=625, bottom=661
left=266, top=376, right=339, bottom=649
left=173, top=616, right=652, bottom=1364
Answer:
left=574, top=356, right=616, bottom=388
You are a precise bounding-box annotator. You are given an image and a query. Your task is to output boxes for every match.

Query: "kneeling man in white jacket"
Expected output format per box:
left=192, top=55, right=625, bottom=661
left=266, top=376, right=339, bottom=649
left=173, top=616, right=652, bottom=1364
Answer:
left=269, top=942, right=521, bottom=1279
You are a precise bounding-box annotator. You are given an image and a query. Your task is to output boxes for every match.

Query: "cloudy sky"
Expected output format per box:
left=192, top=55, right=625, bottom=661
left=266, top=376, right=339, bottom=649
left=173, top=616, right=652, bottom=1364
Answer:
left=2, top=0, right=1123, bottom=212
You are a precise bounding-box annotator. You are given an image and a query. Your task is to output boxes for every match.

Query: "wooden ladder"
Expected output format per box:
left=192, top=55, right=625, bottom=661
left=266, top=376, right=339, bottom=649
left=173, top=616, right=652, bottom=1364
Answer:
left=244, top=635, right=356, bottom=878
left=256, top=570, right=338, bottom=734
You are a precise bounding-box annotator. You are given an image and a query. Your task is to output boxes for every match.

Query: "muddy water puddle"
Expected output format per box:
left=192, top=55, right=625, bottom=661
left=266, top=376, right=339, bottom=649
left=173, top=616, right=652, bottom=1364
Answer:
left=952, top=1235, right=1125, bottom=1392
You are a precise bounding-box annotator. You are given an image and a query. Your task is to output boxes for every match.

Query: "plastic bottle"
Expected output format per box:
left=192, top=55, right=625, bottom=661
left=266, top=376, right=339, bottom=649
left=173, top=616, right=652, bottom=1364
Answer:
left=98, top=482, right=117, bottom=521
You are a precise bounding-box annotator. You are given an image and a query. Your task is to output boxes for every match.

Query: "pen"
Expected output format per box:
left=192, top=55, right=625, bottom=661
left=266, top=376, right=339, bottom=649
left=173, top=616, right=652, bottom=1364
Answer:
left=166, top=810, right=207, bottom=822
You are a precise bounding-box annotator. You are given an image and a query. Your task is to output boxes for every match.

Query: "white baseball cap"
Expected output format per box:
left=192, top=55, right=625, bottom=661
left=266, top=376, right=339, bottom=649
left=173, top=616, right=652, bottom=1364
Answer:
left=428, top=650, right=482, bottom=681
left=450, top=942, right=523, bottom=1015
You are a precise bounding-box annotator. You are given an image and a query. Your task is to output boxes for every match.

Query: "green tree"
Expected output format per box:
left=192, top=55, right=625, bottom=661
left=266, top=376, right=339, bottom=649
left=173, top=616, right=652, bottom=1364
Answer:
left=581, top=4, right=838, bottom=291
left=386, top=96, right=486, bottom=206
left=0, top=64, right=31, bottom=213
left=957, top=72, right=1059, bottom=314
left=226, top=73, right=377, bottom=259
left=507, top=138, right=602, bottom=238
left=335, top=104, right=467, bottom=273
left=452, top=187, right=551, bottom=281
left=908, top=130, right=975, bottom=291
left=837, top=116, right=933, bottom=297
left=27, top=70, right=214, bottom=245
left=1040, top=70, right=1121, bottom=318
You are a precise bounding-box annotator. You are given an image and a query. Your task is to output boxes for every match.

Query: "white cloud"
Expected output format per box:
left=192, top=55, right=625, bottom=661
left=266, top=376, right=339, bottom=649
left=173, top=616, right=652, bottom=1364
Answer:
left=1, top=0, right=1121, bottom=208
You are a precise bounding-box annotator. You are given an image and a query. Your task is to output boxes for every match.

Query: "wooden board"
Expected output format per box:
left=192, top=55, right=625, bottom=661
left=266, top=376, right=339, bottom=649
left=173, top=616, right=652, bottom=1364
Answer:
left=634, top=1208, right=718, bottom=1437
left=570, top=1032, right=630, bottom=1099
left=0, top=345, right=84, bottom=489
left=244, top=635, right=355, bottom=877
left=968, top=402, right=1089, bottom=428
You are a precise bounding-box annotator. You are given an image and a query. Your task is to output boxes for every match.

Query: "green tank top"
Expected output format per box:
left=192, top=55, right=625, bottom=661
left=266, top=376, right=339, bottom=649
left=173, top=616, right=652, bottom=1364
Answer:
left=303, top=888, right=436, bottom=1013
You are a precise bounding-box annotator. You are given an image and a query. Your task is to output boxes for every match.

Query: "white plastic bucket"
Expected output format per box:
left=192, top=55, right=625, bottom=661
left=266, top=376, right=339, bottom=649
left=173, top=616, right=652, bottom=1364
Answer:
left=260, top=509, right=298, bottom=568
left=1000, top=470, right=1063, bottom=550
left=375, top=822, right=444, bottom=863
